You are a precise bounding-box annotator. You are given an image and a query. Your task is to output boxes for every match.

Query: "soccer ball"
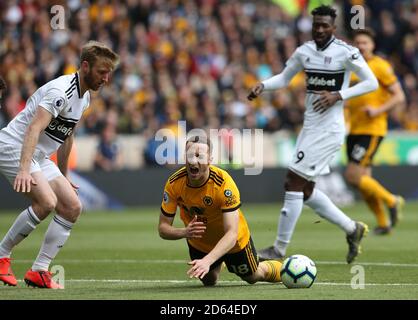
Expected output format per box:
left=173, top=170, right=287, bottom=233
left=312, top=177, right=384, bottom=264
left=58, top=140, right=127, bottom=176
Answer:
left=280, top=254, right=317, bottom=288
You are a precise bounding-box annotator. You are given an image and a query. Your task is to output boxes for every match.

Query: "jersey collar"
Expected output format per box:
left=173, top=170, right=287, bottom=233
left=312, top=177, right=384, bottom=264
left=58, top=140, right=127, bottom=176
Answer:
left=316, top=36, right=335, bottom=52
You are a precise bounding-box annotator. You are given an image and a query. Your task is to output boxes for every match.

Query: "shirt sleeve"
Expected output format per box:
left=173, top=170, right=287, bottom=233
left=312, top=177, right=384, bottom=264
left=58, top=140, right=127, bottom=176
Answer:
left=161, top=180, right=178, bottom=217
left=38, top=88, right=68, bottom=118
left=339, top=49, right=378, bottom=100
left=262, top=49, right=304, bottom=90
left=220, top=175, right=241, bottom=213
left=376, top=60, right=397, bottom=88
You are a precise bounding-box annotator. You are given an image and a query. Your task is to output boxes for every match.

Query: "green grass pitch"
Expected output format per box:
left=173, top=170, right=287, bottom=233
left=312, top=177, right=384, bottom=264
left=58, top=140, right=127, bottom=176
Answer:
left=0, top=201, right=417, bottom=300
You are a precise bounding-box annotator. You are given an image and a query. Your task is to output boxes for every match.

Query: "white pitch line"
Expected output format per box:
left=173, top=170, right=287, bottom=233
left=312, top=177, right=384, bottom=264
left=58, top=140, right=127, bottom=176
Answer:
left=12, top=259, right=418, bottom=268
left=15, top=279, right=418, bottom=286
left=315, top=261, right=418, bottom=268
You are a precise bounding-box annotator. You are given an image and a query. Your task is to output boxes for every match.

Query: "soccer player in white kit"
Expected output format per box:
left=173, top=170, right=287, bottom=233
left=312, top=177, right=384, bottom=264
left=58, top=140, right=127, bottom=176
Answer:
left=248, top=5, right=378, bottom=264
left=0, top=41, right=119, bottom=288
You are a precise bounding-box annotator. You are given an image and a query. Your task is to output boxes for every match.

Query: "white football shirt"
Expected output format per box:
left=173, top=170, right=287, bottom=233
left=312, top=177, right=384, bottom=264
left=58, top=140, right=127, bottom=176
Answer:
left=262, top=36, right=378, bottom=132
left=0, top=72, right=90, bottom=159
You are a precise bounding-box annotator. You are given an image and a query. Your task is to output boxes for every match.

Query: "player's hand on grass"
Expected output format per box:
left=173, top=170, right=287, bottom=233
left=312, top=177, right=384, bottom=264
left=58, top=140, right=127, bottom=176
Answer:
left=185, top=215, right=206, bottom=239
left=187, top=259, right=210, bottom=279
left=14, top=170, right=37, bottom=193
left=313, top=91, right=342, bottom=113
left=247, top=83, right=264, bottom=101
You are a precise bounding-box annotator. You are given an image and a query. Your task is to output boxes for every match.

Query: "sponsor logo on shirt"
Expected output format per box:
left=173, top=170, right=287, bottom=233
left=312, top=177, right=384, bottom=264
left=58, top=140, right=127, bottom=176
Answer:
left=44, top=115, right=77, bottom=143
left=306, top=71, right=344, bottom=91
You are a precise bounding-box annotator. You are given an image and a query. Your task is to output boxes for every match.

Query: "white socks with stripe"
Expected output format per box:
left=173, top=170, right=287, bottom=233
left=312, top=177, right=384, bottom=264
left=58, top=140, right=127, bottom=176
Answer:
left=0, top=206, right=40, bottom=258
left=304, top=188, right=356, bottom=234
left=32, top=215, right=73, bottom=271
left=274, top=191, right=304, bottom=257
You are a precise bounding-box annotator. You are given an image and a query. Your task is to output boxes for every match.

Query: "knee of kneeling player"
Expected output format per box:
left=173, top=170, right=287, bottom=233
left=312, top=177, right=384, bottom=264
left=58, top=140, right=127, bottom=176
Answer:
left=242, top=276, right=257, bottom=285
left=202, top=279, right=217, bottom=287
left=201, top=275, right=218, bottom=287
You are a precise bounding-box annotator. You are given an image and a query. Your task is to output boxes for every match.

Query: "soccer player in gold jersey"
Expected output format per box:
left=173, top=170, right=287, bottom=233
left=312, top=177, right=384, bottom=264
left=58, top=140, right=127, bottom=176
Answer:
left=345, top=29, right=405, bottom=235
left=158, top=136, right=282, bottom=286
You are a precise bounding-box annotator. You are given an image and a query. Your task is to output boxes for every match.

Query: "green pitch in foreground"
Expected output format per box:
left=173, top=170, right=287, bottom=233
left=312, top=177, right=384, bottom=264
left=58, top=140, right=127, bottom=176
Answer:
left=0, top=202, right=417, bottom=300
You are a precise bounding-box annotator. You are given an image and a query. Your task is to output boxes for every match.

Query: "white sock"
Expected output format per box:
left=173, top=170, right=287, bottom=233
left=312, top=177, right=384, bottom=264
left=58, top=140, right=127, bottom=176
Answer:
left=305, top=188, right=356, bottom=234
left=0, top=207, right=40, bottom=258
left=273, top=191, right=304, bottom=257
left=32, top=215, right=73, bottom=271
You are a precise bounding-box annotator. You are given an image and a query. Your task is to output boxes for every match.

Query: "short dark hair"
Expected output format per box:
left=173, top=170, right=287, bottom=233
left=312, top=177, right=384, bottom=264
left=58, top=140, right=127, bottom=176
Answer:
left=186, top=135, right=212, bottom=154
left=311, top=5, right=337, bottom=20
left=0, top=76, right=6, bottom=91
left=352, top=28, right=376, bottom=42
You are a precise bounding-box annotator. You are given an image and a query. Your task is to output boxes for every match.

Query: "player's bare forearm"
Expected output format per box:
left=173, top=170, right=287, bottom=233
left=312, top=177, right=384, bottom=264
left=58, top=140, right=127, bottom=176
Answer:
left=186, top=229, right=236, bottom=280
left=57, top=134, right=73, bottom=176
left=19, top=107, right=53, bottom=173
left=203, top=229, right=237, bottom=265
left=158, top=223, right=187, bottom=240
left=19, top=125, right=41, bottom=173
left=202, top=210, right=238, bottom=265
left=14, top=123, right=43, bottom=192
left=159, top=214, right=206, bottom=240
left=381, top=82, right=406, bottom=113
left=365, top=83, right=406, bottom=117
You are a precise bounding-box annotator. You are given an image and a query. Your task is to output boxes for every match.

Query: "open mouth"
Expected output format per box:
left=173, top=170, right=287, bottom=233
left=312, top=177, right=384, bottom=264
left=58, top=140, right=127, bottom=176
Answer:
left=189, top=167, right=199, bottom=175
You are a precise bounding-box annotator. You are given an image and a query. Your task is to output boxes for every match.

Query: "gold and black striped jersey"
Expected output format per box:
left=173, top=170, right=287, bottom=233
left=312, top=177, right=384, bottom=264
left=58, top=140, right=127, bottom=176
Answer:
left=161, top=165, right=250, bottom=253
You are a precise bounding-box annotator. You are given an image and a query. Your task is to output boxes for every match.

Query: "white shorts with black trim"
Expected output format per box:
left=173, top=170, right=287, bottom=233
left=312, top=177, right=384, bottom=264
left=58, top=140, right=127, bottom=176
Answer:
left=0, top=141, right=62, bottom=184
left=288, top=128, right=344, bottom=182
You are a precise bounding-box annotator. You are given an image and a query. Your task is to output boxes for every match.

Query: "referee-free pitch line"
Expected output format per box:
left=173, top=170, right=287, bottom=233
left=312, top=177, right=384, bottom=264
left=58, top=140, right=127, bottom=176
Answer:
left=11, top=259, right=418, bottom=268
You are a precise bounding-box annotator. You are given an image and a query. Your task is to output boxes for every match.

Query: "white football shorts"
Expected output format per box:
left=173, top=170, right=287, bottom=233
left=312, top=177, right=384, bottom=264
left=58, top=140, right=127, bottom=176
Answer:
left=0, top=141, right=62, bottom=185
left=288, top=128, right=344, bottom=182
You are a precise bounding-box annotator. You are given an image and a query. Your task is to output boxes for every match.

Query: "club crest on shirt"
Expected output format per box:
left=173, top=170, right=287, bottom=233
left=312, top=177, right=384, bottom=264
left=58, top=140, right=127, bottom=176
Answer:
left=203, top=196, right=213, bottom=206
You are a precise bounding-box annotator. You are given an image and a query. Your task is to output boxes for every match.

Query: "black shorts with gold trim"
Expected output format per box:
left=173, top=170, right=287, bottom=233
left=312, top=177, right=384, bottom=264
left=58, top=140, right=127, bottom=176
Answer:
left=187, top=237, right=259, bottom=278
left=346, top=134, right=383, bottom=166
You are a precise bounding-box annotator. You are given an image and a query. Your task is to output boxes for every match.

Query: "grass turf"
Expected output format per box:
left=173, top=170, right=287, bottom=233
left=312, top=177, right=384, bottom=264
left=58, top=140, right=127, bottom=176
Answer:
left=0, top=201, right=417, bottom=300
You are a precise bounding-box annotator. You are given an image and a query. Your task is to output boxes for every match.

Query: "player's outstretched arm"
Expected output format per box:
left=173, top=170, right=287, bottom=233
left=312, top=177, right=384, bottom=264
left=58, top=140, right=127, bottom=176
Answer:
left=364, top=81, right=406, bottom=117
left=14, top=107, right=53, bottom=193
left=187, top=211, right=239, bottom=279
left=247, top=83, right=265, bottom=101
left=247, top=50, right=303, bottom=101
left=158, top=214, right=206, bottom=240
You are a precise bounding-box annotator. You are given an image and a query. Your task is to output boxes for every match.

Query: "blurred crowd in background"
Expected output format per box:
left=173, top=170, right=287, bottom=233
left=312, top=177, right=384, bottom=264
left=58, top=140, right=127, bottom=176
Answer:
left=0, top=0, right=418, bottom=168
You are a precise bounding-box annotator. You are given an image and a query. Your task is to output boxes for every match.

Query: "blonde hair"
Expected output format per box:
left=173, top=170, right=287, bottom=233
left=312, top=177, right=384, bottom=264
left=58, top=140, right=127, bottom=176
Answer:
left=80, top=41, right=119, bottom=68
